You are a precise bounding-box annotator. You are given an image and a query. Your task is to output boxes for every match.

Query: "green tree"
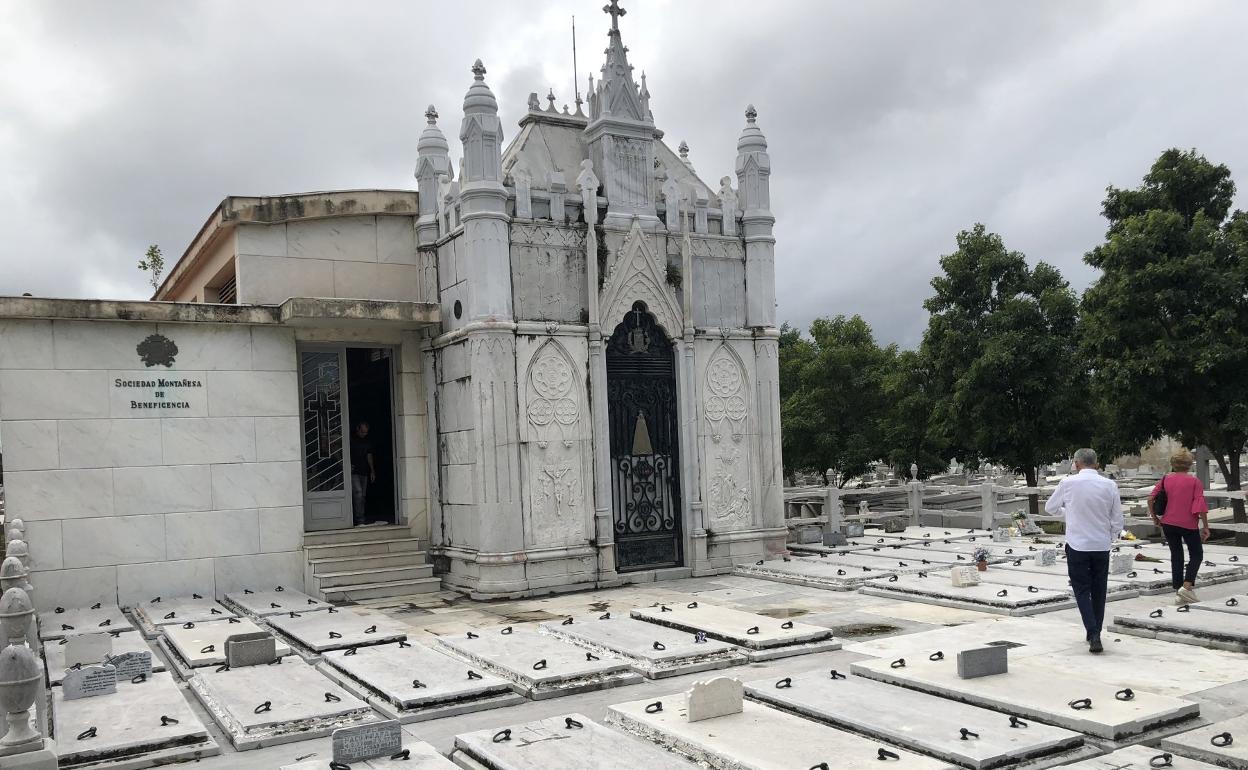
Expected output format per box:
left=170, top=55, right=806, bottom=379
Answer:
left=1081, top=148, right=1248, bottom=530
left=879, top=347, right=952, bottom=479
left=779, top=315, right=894, bottom=486
left=924, top=224, right=1088, bottom=515
left=138, top=244, right=165, bottom=292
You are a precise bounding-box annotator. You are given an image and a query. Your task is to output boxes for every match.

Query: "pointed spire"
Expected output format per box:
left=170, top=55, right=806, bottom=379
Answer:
left=546, top=89, right=558, bottom=112
left=417, top=104, right=449, bottom=158
left=737, top=103, right=768, bottom=153
left=639, top=71, right=652, bottom=119
left=590, top=0, right=648, bottom=123
left=463, top=59, right=497, bottom=115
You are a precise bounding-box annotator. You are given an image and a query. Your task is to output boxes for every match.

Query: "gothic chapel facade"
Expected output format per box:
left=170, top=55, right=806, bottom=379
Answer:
left=417, top=1, right=785, bottom=595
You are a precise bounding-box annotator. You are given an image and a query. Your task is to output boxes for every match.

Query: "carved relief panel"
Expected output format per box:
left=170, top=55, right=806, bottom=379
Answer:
left=511, top=223, right=588, bottom=323
left=519, top=337, right=592, bottom=548
left=701, top=342, right=754, bottom=530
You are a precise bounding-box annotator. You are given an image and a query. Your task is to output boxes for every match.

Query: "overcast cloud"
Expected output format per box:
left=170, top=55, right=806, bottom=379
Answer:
left=2, top=0, right=1246, bottom=345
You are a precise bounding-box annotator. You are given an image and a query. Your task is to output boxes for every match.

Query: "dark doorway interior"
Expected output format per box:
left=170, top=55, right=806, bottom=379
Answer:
left=345, top=347, right=397, bottom=526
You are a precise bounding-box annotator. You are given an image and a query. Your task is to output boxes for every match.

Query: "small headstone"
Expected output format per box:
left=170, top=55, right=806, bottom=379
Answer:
left=992, top=527, right=1011, bottom=543
left=1109, top=552, right=1135, bottom=575
left=1017, top=516, right=1042, bottom=535
left=957, top=646, right=1008, bottom=679
left=950, top=566, right=981, bottom=587
left=882, top=517, right=906, bottom=533
left=65, top=632, right=112, bottom=667
left=845, top=523, right=865, bottom=538
left=795, top=527, right=823, bottom=545
left=686, top=676, right=743, bottom=723
left=823, top=531, right=848, bottom=547
left=332, top=719, right=403, bottom=764
left=1037, top=548, right=1058, bottom=567
left=105, top=650, right=153, bottom=680
left=225, top=632, right=277, bottom=667
left=62, top=663, right=118, bottom=700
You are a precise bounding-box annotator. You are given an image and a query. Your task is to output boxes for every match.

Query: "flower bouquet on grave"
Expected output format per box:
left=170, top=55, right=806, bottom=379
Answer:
left=973, top=547, right=991, bottom=571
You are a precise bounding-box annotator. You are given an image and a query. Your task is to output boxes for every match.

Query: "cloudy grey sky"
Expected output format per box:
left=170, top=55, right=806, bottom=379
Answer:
left=2, top=0, right=1246, bottom=346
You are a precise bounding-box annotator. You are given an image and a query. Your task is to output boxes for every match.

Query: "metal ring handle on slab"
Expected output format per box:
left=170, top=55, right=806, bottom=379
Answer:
left=254, top=701, right=272, bottom=714
left=55, top=606, right=66, bottom=613
left=215, top=664, right=230, bottom=673
left=1116, top=689, right=1134, bottom=701
left=412, top=679, right=426, bottom=688
left=132, top=674, right=147, bottom=684
left=270, top=603, right=281, bottom=609
left=1068, top=698, right=1092, bottom=710
left=330, top=763, right=350, bottom=770
left=1009, top=716, right=1028, bottom=728
left=467, top=631, right=479, bottom=639
left=243, top=588, right=253, bottom=594
left=275, top=586, right=284, bottom=591
left=77, top=727, right=98, bottom=741
left=268, top=657, right=282, bottom=665
left=1127, top=571, right=1138, bottom=578
left=888, top=576, right=899, bottom=583
left=467, top=670, right=483, bottom=680
left=343, top=647, right=358, bottom=656
left=200, top=644, right=215, bottom=654
left=688, top=602, right=699, bottom=609
left=399, top=641, right=411, bottom=648
left=653, top=641, right=666, bottom=651
left=600, top=612, right=611, bottom=620
left=890, top=658, right=906, bottom=669
left=877, top=748, right=900, bottom=761
left=62, top=624, right=75, bottom=631
left=1150, top=753, right=1173, bottom=768
left=645, top=701, right=663, bottom=713
left=1154, top=568, right=1163, bottom=574
left=811, top=764, right=830, bottom=770
left=364, top=625, right=377, bottom=634
left=959, top=728, right=979, bottom=741
left=1211, top=732, right=1233, bottom=747
left=929, top=651, right=944, bottom=661
left=830, top=669, right=847, bottom=679
left=533, top=659, right=548, bottom=670
left=1013, top=560, right=1023, bottom=567
left=1229, top=598, right=1241, bottom=607
left=561, top=617, right=574, bottom=626
left=863, top=566, right=873, bottom=572
left=1177, top=605, right=1191, bottom=613
left=997, top=590, right=1009, bottom=597
left=1005, top=549, right=1013, bottom=555
left=163, top=611, right=176, bottom=620
left=328, top=607, right=338, bottom=613
left=755, top=560, right=765, bottom=565
left=160, top=715, right=178, bottom=726
left=586, top=652, right=599, bottom=661
left=210, top=608, right=222, bottom=615
left=1150, top=609, right=1164, bottom=618
left=1205, top=560, right=1216, bottom=567
left=328, top=632, right=342, bottom=639
left=918, top=571, right=928, bottom=578
left=781, top=621, right=795, bottom=630
left=1231, top=555, right=1240, bottom=562
left=660, top=605, right=673, bottom=612
left=324, top=692, right=341, bottom=703
left=501, top=626, right=513, bottom=635
left=289, top=612, right=300, bottom=619
left=775, top=677, right=792, bottom=689
left=565, top=717, right=584, bottom=729
left=898, top=562, right=909, bottom=568
left=391, top=750, right=411, bottom=760
left=837, top=569, right=847, bottom=576
left=747, top=626, right=760, bottom=635
left=227, top=617, right=241, bottom=624
left=492, top=729, right=511, bottom=743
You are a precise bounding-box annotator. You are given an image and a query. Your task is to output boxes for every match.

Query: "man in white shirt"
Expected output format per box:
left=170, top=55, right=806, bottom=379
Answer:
left=1044, top=448, right=1124, bottom=653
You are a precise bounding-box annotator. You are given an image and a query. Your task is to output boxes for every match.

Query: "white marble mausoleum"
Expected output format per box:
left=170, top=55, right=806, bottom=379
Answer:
left=0, top=2, right=783, bottom=604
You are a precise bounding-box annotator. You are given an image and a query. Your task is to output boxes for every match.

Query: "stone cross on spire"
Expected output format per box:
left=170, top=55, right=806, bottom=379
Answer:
left=604, top=0, right=625, bottom=32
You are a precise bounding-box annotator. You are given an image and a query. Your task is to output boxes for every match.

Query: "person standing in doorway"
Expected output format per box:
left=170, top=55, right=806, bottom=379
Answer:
left=350, top=421, right=375, bottom=525
left=1148, top=449, right=1210, bottom=605
left=1044, top=448, right=1124, bottom=653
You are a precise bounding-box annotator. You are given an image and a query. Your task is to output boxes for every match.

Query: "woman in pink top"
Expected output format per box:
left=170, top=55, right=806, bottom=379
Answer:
left=1147, top=449, right=1210, bottom=604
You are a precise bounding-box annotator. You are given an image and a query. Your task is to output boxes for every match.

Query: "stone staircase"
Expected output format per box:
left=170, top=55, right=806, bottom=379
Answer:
left=302, top=524, right=440, bottom=602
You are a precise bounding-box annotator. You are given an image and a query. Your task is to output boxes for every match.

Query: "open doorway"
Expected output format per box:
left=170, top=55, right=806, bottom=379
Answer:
left=345, top=347, right=397, bottom=526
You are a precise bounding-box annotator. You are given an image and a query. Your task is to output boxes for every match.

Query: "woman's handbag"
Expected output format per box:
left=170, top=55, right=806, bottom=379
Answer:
left=1154, top=475, right=1168, bottom=519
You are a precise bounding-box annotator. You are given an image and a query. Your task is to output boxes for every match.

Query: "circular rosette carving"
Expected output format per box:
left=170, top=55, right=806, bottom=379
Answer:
left=526, top=398, right=555, bottom=426
left=705, top=396, right=727, bottom=422
left=706, top=356, right=742, bottom=397
left=531, top=356, right=573, bottom=399
left=553, top=397, right=579, bottom=426
left=724, top=394, right=747, bottom=421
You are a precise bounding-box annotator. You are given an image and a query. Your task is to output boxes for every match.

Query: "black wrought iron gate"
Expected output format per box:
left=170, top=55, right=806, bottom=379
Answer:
left=606, top=302, right=682, bottom=571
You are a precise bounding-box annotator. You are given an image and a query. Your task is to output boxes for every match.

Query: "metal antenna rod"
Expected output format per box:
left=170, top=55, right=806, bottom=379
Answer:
left=572, top=15, right=580, bottom=103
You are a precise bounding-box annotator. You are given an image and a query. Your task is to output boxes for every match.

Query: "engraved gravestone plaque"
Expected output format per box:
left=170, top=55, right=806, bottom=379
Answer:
left=332, top=719, right=403, bottom=764
left=105, top=651, right=153, bottom=680
left=63, top=663, right=118, bottom=700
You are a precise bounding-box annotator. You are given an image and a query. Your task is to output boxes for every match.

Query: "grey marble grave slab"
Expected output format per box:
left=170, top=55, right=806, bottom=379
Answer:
left=630, top=603, right=839, bottom=660
left=37, top=604, right=133, bottom=640
left=743, top=671, right=1088, bottom=770
left=318, top=640, right=523, bottom=722
left=435, top=627, right=642, bottom=699
left=1159, top=713, right=1248, bottom=769
left=855, top=545, right=968, bottom=566
left=930, top=567, right=1139, bottom=600
left=1060, top=745, right=1221, bottom=768
left=1190, top=594, right=1248, bottom=617
left=851, top=655, right=1200, bottom=740
left=454, top=712, right=698, bottom=770
left=266, top=606, right=408, bottom=653
left=53, top=672, right=219, bottom=768
left=222, top=588, right=333, bottom=618
left=282, top=741, right=454, bottom=769
left=538, top=614, right=746, bottom=678
left=921, top=541, right=1039, bottom=561
left=1110, top=607, right=1248, bottom=652
left=159, top=617, right=291, bottom=676
left=869, top=525, right=981, bottom=541
left=861, top=574, right=1074, bottom=616
left=131, top=596, right=236, bottom=637
left=1134, top=543, right=1247, bottom=568
left=773, top=549, right=914, bottom=573
left=188, top=656, right=376, bottom=751
left=734, top=556, right=901, bottom=590
left=607, top=695, right=951, bottom=770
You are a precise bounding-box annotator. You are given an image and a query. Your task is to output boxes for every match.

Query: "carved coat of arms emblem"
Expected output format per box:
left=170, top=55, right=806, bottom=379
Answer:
left=136, top=334, right=178, bottom=367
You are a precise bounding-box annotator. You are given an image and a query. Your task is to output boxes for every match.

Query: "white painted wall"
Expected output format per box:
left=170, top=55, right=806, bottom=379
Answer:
left=0, top=318, right=303, bottom=609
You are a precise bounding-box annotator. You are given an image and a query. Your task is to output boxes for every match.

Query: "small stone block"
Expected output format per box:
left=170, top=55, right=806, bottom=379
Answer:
left=62, top=663, right=118, bottom=700
left=226, top=633, right=277, bottom=667
left=332, top=719, right=403, bottom=764
left=950, top=566, right=981, bottom=587
left=686, top=676, right=743, bottom=722
left=883, top=517, right=907, bottom=533
left=1109, top=552, right=1135, bottom=574
left=992, top=528, right=1010, bottom=543
left=65, top=632, right=112, bottom=667
left=957, top=646, right=1008, bottom=679
left=795, top=527, right=823, bottom=544
left=106, top=650, right=153, bottom=680
left=845, top=523, right=865, bottom=538
left=1037, top=548, right=1058, bottom=567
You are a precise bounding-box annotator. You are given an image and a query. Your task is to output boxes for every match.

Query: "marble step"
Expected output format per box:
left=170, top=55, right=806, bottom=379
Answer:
left=303, top=524, right=414, bottom=546
left=321, top=576, right=442, bottom=602
left=303, top=537, right=425, bottom=559
left=308, top=551, right=429, bottom=574
left=314, top=564, right=434, bottom=589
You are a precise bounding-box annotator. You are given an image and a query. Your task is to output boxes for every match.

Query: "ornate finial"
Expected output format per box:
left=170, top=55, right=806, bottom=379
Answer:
left=745, top=104, right=758, bottom=123
left=547, top=89, right=557, bottom=110
left=603, top=0, right=626, bottom=31
left=425, top=105, right=439, bottom=124
left=678, top=140, right=689, bottom=159
left=471, top=59, right=487, bottom=80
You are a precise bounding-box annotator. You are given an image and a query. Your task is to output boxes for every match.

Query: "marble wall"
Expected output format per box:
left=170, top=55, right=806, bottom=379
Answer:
left=0, top=318, right=304, bottom=609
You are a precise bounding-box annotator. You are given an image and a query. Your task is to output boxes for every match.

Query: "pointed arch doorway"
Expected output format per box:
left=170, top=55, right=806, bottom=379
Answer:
left=606, top=301, right=683, bottom=571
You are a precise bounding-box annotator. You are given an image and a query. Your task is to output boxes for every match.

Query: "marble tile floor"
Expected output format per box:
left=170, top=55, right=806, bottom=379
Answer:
left=53, top=572, right=1248, bottom=769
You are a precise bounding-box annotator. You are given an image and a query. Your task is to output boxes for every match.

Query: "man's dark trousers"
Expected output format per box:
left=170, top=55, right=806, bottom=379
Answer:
left=1066, top=545, right=1110, bottom=640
